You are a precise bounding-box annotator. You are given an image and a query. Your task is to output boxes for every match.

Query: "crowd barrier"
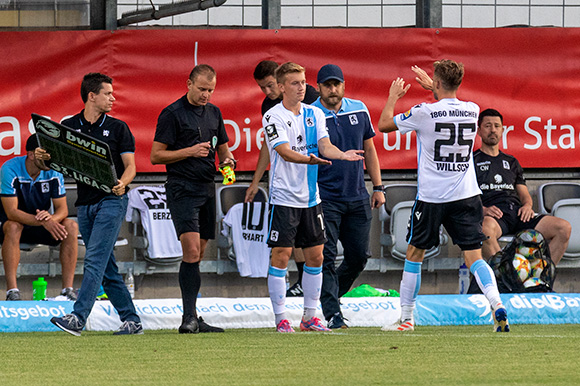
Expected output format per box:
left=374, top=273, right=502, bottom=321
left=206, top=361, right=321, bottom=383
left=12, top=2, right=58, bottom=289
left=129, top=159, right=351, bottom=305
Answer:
left=1, top=293, right=579, bottom=333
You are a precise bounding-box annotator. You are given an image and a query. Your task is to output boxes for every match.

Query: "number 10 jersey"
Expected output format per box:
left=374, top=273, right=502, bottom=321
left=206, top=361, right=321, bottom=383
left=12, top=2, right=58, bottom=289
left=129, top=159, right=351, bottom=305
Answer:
left=394, top=98, right=481, bottom=203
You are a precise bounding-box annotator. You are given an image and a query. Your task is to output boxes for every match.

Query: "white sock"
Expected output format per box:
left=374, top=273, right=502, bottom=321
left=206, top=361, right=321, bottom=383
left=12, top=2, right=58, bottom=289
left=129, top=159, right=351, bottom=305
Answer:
left=399, top=259, right=422, bottom=320
left=302, top=265, right=322, bottom=312
left=7, top=288, right=18, bottom=294
left=268, top=267, right=287, bottom=321
left=471, top=259, right=503, bottom=310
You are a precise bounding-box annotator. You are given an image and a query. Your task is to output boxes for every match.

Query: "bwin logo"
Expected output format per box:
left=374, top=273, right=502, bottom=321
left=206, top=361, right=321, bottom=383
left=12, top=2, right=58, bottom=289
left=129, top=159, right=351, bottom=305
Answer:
left=297, top=135, right=303, bottom=144
left=494, top=174, right=503, bottom=184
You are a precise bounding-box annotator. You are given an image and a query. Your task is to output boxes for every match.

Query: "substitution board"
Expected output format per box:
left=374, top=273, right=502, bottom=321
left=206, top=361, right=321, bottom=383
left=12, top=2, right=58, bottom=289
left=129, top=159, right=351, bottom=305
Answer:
left=31, top=114, right=117, bottom=193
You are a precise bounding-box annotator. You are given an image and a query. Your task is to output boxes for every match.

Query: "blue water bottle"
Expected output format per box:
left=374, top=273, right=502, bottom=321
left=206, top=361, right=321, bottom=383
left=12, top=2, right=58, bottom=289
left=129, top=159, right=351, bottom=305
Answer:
left=458, top=263, right=470, bottom=294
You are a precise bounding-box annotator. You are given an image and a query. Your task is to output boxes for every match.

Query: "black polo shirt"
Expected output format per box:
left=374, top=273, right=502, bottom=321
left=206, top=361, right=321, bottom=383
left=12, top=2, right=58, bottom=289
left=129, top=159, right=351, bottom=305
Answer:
left=154, top=95, right=229, bottom=183
left=62, top=111, right=135, bottom=206
left=473, top=149, right=525, bottom=208
left=261, top=84, right=319, bottom=116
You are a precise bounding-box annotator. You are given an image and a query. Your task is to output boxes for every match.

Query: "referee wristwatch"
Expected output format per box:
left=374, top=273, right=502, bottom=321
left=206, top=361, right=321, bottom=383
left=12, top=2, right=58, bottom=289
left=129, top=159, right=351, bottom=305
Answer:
left=373, top=185, right=385, bottom=193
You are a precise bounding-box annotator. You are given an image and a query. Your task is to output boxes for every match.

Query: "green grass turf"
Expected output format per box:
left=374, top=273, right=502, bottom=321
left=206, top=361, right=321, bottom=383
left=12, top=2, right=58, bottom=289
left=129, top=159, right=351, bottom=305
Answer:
left=1, top=325, right=579, bottom=385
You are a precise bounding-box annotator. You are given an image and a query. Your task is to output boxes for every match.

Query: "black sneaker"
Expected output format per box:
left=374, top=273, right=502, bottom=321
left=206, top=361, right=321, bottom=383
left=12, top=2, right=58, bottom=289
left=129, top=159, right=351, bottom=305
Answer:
left=198, top=316, right=225, bottom=333
left=6, top=289, right=21, bottom=301
left=178, top=315, right=199, bottom=334
left=286, top=282, right=304, bottom=297
left=114, top=320, right=144, bottom=335
left=327, top=312, right=348, bottom=329
left=61, top=288, right=77, bottom=301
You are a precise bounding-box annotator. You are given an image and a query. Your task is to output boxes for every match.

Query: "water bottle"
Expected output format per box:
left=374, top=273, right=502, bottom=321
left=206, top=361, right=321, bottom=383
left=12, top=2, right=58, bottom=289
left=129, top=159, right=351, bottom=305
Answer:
left=125, top=266, right=135, bottom=299
left=32, top=277, right=47, bottom=300
left=458, top=263, right=470, bottom=294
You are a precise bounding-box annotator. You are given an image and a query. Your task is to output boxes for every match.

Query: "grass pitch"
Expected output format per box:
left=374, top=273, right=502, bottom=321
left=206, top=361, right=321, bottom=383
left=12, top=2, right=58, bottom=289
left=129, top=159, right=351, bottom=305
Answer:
left=1, top=324, right=579, bottom=385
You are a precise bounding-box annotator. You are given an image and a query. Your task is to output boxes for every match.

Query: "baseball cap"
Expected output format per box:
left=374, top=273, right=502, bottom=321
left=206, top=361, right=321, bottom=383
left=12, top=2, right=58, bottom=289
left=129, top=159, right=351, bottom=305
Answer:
left=317, top=64, right=344, bottom=84
left=25, top=133, right=40, bottom=152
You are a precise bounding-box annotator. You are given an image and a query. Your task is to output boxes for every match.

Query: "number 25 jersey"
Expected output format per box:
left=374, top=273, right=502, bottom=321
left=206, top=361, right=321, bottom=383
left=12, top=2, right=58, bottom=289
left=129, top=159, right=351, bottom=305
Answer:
left=394, top=98, right=481, bottom=203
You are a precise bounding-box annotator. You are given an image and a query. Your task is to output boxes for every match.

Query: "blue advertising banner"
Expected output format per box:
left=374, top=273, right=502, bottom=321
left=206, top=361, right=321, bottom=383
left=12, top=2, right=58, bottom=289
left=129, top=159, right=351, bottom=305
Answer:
left=1, top=294, right=579, bottom=333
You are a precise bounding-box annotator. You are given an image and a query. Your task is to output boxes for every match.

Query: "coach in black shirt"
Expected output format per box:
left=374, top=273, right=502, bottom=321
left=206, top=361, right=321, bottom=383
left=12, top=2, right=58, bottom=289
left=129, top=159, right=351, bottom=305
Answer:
left=151, top=64, right=235, bottom=334
left=474, top=108, right=571, bottom=264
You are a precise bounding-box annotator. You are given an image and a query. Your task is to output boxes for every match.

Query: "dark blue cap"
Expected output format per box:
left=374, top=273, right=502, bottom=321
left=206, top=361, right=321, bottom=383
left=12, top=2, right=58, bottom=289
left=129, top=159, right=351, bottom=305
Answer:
left=317, top=64, right=344, bottom=84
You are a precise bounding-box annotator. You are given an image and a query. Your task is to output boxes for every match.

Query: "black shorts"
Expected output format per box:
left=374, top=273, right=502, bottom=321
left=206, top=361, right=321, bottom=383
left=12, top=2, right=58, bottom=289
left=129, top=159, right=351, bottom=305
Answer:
left=0, top=223, right=61, bottom=246
left=407, top=195, right=486, bottom=251
left=165, top=179, right=216, bottom=240
left=267, top=204, right=327, bottom=249
left=494, top=202, right=545, bottom=236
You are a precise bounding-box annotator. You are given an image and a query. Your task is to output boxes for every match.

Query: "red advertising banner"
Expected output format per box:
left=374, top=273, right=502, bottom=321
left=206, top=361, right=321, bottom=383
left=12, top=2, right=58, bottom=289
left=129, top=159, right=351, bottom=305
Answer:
left=1, top=28, right=579, bottom=172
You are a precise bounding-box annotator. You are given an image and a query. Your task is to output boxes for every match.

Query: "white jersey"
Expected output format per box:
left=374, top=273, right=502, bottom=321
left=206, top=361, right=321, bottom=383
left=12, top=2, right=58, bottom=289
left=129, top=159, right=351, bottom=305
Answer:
left=126, top=185, right=183, bottom=259
left=222, top=202, right=270, bottom=278
left=395, top=98, right=481, bottom=203
left=263, top=102, right=329, bottom=208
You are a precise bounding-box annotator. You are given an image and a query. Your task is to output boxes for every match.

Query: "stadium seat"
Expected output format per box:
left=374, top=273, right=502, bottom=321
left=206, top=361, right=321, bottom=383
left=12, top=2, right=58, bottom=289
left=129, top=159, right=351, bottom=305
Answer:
left=551, top=198, right=580, bottom=259
left=537, top=182, right=580, bottom=214
left=379, top=184, right=446, bottom=261
left=216, top=184, right=268, bottom=274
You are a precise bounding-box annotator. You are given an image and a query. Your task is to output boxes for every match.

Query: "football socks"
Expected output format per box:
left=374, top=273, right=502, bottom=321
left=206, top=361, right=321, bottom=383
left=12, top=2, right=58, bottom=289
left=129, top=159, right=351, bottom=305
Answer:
left=471, top=259, right=503, bottom=310
left=179, top=261, right=201, bottom=317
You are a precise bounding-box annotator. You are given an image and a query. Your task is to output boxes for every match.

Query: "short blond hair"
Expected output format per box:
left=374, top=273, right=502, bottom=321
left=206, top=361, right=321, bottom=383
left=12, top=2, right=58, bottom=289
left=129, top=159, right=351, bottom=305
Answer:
left=275, top=62, right=305, bottom=84
left=433, top=59, right=464, bottom=91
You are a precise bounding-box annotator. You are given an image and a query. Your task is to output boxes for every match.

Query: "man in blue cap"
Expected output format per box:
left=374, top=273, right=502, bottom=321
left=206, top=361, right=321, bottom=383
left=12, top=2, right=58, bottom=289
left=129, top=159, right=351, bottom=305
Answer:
left=312, top=64, right=385, bottom=329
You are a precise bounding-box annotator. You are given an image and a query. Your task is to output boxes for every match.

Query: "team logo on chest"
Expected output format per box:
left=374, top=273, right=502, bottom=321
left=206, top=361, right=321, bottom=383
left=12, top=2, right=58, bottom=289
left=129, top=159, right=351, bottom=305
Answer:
left=41, top=182, right=49, bottom=193
left=502, top=160, right=510, bottom=170
left=305, top=117, right=314, bottom=127
left=103, top=130, right=110, bottom=137
left=349, top=114, right=358, bottom=125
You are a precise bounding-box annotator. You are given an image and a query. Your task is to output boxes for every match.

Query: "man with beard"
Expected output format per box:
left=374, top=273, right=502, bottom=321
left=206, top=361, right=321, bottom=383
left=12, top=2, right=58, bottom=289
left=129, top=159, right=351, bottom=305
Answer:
left=474, top=108, right=570, bottom=264
left=311, top=64, right=385, bottom=329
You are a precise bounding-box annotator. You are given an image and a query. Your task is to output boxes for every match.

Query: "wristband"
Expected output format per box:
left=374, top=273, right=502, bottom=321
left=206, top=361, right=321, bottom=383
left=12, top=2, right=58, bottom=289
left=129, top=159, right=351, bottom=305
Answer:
left=373, top=185, right=385, bottom=192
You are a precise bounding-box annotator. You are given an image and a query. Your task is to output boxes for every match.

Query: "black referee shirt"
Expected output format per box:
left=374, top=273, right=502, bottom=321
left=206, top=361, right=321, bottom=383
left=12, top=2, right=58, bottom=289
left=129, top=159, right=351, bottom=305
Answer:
left=62, top=111, right=135, bottom=206
left=154, top=95, right=229, bottom=183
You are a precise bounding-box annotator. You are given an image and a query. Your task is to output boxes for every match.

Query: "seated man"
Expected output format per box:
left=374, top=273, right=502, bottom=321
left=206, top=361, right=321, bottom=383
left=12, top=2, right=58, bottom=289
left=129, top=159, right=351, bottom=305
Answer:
left=1, top=134, right=78, bottom=300
left=474, top=108, right=571, bottom=264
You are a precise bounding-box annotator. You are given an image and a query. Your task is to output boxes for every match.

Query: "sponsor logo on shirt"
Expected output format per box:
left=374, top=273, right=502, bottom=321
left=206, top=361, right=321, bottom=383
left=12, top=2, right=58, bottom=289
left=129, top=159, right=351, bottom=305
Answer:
left=265, top=115, right=271, bottom=123
left=401, top=109, right=412, bottom=121
left=265, top=124, right=279, bottom=141
left=297, top=135, right=303, bottom=144
left=494, top=174, right=503, bottom=184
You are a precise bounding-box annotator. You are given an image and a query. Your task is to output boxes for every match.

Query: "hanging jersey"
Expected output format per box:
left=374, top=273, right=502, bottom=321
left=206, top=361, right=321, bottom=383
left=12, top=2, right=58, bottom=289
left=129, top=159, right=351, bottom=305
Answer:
left=473, top=149, right=525, bottom=208
left=126, top=185, right=183, bottom=259
left=222, top=202, right=270, bottom=278
left=394, top=98, right=481, bottom=203
left=263, top=102, right=328, bottom=208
